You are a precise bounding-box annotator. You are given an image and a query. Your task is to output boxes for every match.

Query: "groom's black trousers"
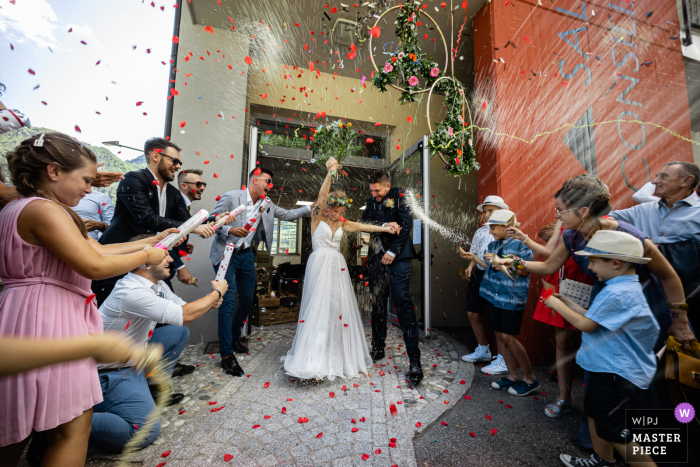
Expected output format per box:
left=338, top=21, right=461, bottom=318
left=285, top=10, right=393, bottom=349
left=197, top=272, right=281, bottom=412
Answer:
left=368, top=255, right=421, bottom=365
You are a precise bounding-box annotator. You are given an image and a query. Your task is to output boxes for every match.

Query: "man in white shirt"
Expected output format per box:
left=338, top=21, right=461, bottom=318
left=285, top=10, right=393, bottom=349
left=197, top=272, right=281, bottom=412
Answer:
left=208, top=166, right=311, bottom=376
left=89, top=238, right=227, bottom=452
left=73, top=190, right=114, bottom=240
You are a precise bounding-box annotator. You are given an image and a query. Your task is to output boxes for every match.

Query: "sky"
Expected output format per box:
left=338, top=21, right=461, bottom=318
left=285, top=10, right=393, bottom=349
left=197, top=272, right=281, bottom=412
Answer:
left=0, top=0, right=177, bottom=160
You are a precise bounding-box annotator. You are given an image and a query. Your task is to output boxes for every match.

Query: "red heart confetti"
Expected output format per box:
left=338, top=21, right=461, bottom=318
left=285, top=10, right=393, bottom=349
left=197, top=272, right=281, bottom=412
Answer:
left=491, top=428, right=498, bottom=436
left=362, top=454, right=370, bottom=461
left=375, top=448, right=382, bottom=454
left=415, top=422, right=422, bottom=427
left=281, top=407, right=287, bottom=414
left=389, top=441, right=397, bottom=448
left=224, top=454, right=233, bottom=461
left=360, top=417, right=366, bottom=422
left=329, top=392, right=335, bottom=398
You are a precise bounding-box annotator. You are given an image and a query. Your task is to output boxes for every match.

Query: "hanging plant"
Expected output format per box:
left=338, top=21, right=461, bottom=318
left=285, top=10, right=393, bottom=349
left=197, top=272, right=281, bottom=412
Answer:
left=371, top=2, right=445, bottom=104
left=428, top=77, right=479, bottom=176
left=309, top=119, right=363, bottom=176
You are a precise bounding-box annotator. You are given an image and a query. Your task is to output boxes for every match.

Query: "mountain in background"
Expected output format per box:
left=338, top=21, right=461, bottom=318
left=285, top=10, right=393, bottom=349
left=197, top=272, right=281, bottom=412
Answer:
left=0, top=127, right=146, bottom=203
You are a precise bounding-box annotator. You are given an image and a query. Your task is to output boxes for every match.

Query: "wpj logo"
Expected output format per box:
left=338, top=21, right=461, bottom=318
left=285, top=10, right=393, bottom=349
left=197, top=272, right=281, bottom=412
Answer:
left=625, top=406, right=692, bottom=463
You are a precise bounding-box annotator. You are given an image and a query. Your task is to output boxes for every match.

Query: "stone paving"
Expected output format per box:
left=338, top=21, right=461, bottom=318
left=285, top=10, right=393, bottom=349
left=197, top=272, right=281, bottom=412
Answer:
left=81, top=322, right=474, bottom=467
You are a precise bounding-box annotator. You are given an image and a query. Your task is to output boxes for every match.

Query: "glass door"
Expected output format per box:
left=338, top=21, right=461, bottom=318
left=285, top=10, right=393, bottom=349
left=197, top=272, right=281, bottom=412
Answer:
left=386, top=136, right=430, bottom=338
left=242, top=126, right=259, bottom=338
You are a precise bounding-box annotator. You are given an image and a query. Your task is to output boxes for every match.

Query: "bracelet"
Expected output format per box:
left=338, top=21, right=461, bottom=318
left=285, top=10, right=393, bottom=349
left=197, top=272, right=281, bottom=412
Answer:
left=523, top=235, right=529, bottom=243
left=213, top=289, right=222, bottom=300
left=504, top=254, right=527, bottom=270
left=667, top=302, right=689, bottom=311
left=142, top=248, right=150, bottom=264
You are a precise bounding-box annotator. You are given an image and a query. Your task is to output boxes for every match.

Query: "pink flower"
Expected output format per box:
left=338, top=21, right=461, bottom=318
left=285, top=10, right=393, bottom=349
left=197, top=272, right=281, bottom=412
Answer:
left=398, top=52, right=405, bottom=59
left=408, top=75, right=419, bottom=87
left=447, top=127, right=454, bottom=137
left=384, top=62, right=393, bottom=73
left=430, top=67, right=439, bottom=77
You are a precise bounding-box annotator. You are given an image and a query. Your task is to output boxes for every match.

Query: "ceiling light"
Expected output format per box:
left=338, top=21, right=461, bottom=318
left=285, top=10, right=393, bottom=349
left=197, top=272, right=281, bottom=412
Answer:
left=296, top=201, right=314, bottom=206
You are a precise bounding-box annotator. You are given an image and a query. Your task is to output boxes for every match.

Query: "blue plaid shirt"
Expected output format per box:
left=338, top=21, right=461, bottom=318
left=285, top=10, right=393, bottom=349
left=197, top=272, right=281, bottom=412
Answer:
left=479, top=238, right=534, bottom=310
left=609, top=191, right=700, bottom=244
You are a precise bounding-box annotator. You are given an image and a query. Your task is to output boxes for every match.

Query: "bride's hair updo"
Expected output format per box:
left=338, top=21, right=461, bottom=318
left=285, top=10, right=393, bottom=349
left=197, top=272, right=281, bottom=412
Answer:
left=327, top=190, right=348, bottom=209
left=554, top=174, right=611, bottom=228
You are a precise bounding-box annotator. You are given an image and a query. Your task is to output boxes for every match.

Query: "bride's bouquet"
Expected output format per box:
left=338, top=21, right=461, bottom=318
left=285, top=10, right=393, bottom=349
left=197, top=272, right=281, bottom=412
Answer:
left=310, top=119, right=363, bottom=178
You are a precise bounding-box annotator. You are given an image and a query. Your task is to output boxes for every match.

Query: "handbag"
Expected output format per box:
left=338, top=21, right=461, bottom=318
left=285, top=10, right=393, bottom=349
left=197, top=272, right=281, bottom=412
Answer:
left=664, top=336, right=700, bottom=424
left=558, top=267, right=593, bottom=309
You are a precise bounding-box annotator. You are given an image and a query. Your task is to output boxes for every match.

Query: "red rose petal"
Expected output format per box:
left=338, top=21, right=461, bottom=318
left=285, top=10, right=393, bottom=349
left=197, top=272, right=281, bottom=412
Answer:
left=362, top=454, right=370, bottom=461
left=389, top=441, right=397, bottom=448
left=264, top=415, right=271, bottom=420
left=209, top=401, right=217, bottom=405
left=352, top=427, right=359, bottom=432
left=441, top=421, right=448, bottom=426
left=415, top=422, right=422, bottom=427
left=316, top=432, right=323, bottom=438
left=263, top=382, right=270, bottom=388
left=252, top=424, right=260, bottom=429
left=161, top=451, right=172, bottom=458
left=491, top=428, right=498, bottom=436
left=485, top=414, right=492, bottom=420
left=281, top=407, right=287, bottom=414
left=464, top=395, right=472, bottom=400
left=179, top=120, right=186, bottom=128
left=375, top=448, right=382, bottom=454
left=360, top=417, right=366, bottom=422
left=389, top=403, right=397, bottom=417
left=505, top=404, right=513, bottom=408
left=85, top=293, right=96, bottom=304
left=224, top=453, right=234, bottom=461
left=470, top=432, right=476, bottom=437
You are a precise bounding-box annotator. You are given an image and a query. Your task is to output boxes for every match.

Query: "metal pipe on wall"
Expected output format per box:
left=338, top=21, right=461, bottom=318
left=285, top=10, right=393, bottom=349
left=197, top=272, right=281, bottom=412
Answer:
left=164, top=1, right=183, bottom=139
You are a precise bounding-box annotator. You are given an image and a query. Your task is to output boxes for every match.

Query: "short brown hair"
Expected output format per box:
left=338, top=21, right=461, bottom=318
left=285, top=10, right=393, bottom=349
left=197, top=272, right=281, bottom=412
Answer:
left=4, top=132, right=97, bottom=238
left=554, top=174, right=612, bottom=219
left=178, top=168, right=203, bottom=184
left=249, top=166, right=274, bottom=182
left=369, top=169, right=390, bottom=185
left=144, top=137, right=181, bottom=157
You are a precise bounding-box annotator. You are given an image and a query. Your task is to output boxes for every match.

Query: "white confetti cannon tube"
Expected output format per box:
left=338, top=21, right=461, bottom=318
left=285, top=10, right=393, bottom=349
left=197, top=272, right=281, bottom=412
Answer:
left=210, top=204, right=246, bottom=231
left=243, top=197, right=272, bottom=231
left=154, top=209, right=210, bottom=249
left=215, top=243, right=236, bottom=281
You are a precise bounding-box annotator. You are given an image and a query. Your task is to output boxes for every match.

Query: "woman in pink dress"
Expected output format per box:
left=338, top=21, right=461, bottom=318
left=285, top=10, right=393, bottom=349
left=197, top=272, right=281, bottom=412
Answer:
left=0, top=133, right=171, bottom=466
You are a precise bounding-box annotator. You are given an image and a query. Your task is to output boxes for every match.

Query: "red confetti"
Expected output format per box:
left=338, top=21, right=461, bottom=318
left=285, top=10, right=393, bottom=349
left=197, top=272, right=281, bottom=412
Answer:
left=505, top=404, right=513, bottom=408
left=360, top=417, right=366, bottom=422
left=74, top=125, right=82, bottom=133
left=441, top=421, right=448, bottom=426
left=491, top=428, right=498, bottom=436
left=369, top=26, right=381, bottom=39
left=389, top=403, right=397, bottom=417
left=485, top=414, right=492, bottom=420
left=316, top=432, right=323, bottom=438
left=281, top=407, right=287, bottom=413
left=389, top=441, right=397, bottom=448
left=524, top=36, right=531, bottom=43
left=362, top=454, right=370, bottom=461
left=470, top=432, right=476, bottom=437
left=263, top=382, right=270, bottom=388
left=85, top=293, right=96, bottom=304
left=330, top=7, right=338, bottom=13
left=415, top=422, right=422, bottom=427
left=224, top=454, right=234, bottom=462
left=504, top=0, right=510, bottom=5
left=329, top=392, right=335, bottom=398
left=375, top=449, right=382, bottom=455
left=252, top=424, right=260, bottom=429
left=209, top=401, right=217, bottom=405
left=203, top=25, right=215, bottom=34
left=464, top=395, right=472, bottom=400
left=156, top=464, right=166, bottom=467
left=161, top=451, right=172, bottom=458
left=298, top=417, right=309, bottom=423
left=440, top=2, right=447, bottom=7
left=352, top=427, right=359, bottom=432
left=172, top=35, right=179, bottom=43
left=179, top=120, right=186, bottom=128
left=244, top=56, right=253, bottom=65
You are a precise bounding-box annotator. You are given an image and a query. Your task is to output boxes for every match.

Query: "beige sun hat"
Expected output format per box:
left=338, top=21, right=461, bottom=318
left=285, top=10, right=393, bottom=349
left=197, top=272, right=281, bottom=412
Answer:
left=477, top=195, right=509, bottom=212
left=484, top=209, right=520, bottom=228
left=574, top=230, right=650, bottom=264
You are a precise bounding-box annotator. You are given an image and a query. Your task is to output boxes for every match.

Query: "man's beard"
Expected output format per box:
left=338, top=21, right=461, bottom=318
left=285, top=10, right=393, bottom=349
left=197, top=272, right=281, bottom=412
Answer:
left=151, top=264, right=170, bottom=281
left=157, top=160, right=175, bottom=182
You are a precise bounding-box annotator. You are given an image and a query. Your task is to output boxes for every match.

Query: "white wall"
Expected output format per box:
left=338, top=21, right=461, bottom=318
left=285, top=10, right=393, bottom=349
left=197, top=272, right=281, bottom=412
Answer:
left=170, top=5, right=250, bottom=345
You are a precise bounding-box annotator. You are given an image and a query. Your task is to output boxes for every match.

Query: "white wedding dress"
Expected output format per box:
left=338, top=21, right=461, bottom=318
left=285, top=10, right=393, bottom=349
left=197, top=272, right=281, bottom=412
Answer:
left=283, top=221, right=372, bottom=380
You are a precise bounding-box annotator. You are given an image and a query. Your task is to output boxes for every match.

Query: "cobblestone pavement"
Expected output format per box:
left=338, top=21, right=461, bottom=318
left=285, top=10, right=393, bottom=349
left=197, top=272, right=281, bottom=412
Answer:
left=78, top=323, right=473, bottom=467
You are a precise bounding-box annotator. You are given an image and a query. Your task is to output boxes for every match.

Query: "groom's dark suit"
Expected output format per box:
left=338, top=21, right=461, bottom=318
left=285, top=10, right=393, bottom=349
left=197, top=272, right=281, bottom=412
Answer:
left=361, top=187, right=421, bottom=366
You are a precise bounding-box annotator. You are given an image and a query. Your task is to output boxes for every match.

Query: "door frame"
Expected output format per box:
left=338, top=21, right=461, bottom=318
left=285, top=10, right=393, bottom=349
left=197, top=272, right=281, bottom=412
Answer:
left=386, top=135, right=431, bottom=338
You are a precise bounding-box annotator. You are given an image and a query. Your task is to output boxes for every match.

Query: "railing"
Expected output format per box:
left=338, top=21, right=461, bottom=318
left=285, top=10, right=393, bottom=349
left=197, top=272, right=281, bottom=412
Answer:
left=682, top=0, right=700, bottom=46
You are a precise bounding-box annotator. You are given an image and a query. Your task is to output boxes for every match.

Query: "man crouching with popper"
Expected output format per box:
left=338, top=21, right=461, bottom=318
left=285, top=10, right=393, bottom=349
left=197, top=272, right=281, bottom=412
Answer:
left=87, top=234, right=229, bottom=452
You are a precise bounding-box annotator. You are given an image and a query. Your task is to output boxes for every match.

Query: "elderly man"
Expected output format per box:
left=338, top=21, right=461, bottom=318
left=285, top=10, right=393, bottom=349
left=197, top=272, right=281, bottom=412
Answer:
left=89, top=240, right=228, bottom=451
left=609, top=161, right=699, bottom=343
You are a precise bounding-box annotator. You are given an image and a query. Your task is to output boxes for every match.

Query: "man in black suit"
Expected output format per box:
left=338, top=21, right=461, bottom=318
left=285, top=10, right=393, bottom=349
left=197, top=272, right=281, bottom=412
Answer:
left=361, top=169, right=423, bottom=386
left=93, top=138, right=216, bottom=306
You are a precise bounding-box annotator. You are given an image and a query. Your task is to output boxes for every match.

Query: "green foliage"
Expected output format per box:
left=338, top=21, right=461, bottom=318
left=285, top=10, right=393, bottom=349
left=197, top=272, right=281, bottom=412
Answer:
left=309, top=120, right=363, bottom=169
left=371, top=2, right=443, bottom=104
left=0, top=127, right=146, bottom=203
left=429, top=78, right=479, bottom=176
left=259, top=133, right=308, bottom=149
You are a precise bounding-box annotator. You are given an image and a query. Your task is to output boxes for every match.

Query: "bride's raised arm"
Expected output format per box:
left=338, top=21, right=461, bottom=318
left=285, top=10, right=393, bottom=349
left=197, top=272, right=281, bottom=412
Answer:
left=312, top=158, right=338, bottom=214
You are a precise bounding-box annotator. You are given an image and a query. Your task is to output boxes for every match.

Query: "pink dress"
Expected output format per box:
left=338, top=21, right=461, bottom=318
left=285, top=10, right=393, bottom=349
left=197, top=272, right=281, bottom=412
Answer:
left=0, top=197, right=103, bottom=446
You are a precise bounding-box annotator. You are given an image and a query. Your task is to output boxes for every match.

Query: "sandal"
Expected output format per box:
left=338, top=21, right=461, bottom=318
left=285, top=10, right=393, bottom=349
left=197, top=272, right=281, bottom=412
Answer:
left=545, top=399, right=572, bottom=418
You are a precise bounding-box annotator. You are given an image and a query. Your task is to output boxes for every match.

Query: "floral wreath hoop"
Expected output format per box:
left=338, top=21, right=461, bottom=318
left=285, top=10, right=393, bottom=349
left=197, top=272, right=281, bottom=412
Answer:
left=426, top=76, right=478, bottom=175
left=368, top=5, right=449, bottom=95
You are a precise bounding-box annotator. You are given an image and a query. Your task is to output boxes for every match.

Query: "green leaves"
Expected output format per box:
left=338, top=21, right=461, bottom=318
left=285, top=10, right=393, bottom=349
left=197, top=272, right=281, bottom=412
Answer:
left=309, top=120, right=362, bottom=169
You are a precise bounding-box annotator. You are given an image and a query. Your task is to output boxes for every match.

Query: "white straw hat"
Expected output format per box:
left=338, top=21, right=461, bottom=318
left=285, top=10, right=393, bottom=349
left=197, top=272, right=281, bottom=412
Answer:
left=574, top=230, right=650, bottom=264
left=477, top=195, right=509, bottom=212
left=484, top=209, right=520, bottom=228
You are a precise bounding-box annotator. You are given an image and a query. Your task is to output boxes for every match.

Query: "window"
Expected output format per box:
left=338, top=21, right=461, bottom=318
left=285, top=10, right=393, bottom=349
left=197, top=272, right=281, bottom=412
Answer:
left=262, top=219, right=300, bottom=254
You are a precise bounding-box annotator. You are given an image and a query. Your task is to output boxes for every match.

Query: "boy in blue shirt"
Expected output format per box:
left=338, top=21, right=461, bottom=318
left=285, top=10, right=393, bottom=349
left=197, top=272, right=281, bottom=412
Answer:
left=461, top=210, right=537, bottom=396
left=544, top=230, right=659, bottom=467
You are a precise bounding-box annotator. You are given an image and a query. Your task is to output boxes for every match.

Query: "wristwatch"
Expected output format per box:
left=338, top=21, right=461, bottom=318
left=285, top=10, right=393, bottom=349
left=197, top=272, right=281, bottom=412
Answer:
left=213, top=289, right=222, bottom=300
left=667, top=303, right=689, bottom=310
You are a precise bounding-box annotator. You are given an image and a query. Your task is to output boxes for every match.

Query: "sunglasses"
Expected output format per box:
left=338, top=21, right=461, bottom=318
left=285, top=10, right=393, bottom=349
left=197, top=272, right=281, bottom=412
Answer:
left=160, top=153, right=183, bottom=167
left=255, top=177, right=273, bottom=186
left=555, top=208, right=575, bottom=216
left=184, top=181, right=207, bottom=188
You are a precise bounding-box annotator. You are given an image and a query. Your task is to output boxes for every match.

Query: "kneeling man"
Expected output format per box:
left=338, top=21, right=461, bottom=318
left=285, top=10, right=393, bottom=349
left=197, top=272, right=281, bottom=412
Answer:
left=89, top=236, right=228, bottom=451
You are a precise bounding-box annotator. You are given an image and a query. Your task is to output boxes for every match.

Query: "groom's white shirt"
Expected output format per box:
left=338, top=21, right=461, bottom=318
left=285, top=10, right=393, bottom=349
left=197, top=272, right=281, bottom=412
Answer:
left=220, top=188, right=263, bottom=250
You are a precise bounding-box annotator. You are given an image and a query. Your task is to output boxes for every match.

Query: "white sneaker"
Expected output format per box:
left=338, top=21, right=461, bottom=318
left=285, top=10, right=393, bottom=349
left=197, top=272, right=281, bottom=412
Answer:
left=461, top=344, right=491, bottom=363
left=480, top=354, right=507, bottom=374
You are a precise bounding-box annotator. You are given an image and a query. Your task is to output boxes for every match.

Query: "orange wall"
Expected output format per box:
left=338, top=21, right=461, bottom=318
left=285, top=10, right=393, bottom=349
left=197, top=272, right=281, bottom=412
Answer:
left=474, top=0, right=694, bottom=366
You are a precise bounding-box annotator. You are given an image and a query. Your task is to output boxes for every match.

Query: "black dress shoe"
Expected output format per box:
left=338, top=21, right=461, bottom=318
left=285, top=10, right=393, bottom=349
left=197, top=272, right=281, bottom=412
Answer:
left=172, top=362, right=195, bottom=377
left=222, top=355, right=245, bottom=377
left=407, top=362, right=424, bottom=386
left=232, top=339, right=249, bottom=354
left=149, top=385, right=185, bottom=406
left=370, top=348, right=385, bottom=362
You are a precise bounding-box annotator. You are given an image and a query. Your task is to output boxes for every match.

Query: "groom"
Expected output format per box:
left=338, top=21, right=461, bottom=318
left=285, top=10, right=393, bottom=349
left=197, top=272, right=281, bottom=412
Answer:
left=361, top=169, right=423, bottom=386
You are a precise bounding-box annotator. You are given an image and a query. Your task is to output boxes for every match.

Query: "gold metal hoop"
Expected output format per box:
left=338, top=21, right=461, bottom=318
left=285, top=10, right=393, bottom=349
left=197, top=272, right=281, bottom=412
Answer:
left=426, top=76, right=474, bottom=166
left=368, top=5, right=449, bottom=95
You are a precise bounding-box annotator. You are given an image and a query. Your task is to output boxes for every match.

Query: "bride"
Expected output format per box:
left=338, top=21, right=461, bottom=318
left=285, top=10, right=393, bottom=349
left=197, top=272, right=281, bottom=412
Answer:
left=283, top=158, right=399, bottom=381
